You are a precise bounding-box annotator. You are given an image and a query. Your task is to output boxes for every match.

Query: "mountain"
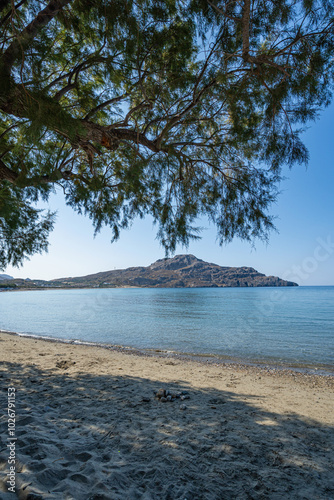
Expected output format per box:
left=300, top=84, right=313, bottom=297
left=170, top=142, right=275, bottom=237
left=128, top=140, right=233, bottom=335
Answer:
left=55, top=254, right=298, bottom=288
left=0, top=274, right=14, bottom=281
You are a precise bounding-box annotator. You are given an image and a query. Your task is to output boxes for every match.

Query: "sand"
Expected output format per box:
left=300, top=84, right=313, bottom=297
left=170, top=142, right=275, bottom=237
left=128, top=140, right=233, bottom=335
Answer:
left=0, top=331, right=333, bottom=500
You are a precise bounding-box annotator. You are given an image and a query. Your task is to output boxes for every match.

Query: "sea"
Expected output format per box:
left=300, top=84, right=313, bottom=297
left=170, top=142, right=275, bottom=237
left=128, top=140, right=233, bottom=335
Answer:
left=0, top=286, right=333, bottom=374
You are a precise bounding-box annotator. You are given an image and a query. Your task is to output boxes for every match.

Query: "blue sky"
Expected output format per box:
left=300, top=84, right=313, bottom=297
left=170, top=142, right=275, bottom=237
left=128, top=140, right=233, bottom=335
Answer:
left=5, top=103, right=334, bottom=285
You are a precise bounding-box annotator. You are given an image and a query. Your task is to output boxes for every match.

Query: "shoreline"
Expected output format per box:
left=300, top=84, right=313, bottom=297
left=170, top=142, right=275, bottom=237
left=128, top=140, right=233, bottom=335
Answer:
left=1, top=328, right=334, bottom=378
left=0, top=331, right=333, bottom=499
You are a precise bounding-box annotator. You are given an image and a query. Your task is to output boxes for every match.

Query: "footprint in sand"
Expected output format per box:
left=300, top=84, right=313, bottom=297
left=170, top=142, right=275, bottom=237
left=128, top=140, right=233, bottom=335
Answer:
left=36, top=467, right=70, bottom=488
left=69, top=472, right=90, bottom=484
left=75, top=452, right=93, bottom=462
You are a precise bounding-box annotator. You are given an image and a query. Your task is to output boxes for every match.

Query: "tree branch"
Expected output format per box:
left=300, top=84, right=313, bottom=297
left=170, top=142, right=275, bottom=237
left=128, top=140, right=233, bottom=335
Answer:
left=0, top=156, right=87, bottom=187
left=83, top=94, right=129, bottom=121
left=207, top=0, right=240, bottom=22
left=0, top=120, right=28, bottom=140
left=154, top=80, right=216, bottom=148
left=0, top=0, right=28, bottom=28
left=241, top=0, right=251, bottom=62
left=0, top=159, right=18, bottom=183
left=1, top=0, right=73, bottom=77
left=52, top=56, right=114, bottom=102
left=82, top=123, right=162, bottom=154
left=54, top=83, right=76, bottom=102
left=109, top=101, right=152, bottom=129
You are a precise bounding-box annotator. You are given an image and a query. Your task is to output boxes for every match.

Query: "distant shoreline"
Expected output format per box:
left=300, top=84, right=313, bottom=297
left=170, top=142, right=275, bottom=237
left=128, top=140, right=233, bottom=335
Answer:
left=0, top=284, right=142, bottom=292
left=0, top=283, right=298, bottom=291
left=1, top=284, right=332, bottom=292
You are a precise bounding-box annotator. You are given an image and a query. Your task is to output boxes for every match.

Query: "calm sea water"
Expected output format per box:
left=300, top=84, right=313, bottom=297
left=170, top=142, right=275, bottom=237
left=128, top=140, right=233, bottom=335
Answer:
left=1, top=287, right=333, bottom=372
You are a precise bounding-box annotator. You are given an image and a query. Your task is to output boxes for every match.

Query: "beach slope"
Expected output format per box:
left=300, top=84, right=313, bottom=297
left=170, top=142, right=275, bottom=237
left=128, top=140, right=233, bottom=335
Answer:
left=0, top=332, right=333, bottom=499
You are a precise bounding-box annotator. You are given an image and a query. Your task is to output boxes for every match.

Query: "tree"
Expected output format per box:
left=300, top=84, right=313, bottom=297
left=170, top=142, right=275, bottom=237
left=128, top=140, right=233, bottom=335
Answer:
left=0, top=0, right=333, bottom=269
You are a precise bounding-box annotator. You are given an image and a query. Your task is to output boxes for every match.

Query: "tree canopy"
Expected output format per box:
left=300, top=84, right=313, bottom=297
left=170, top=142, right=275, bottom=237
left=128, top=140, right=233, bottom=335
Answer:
left=0, top=0, right=333, bottom=269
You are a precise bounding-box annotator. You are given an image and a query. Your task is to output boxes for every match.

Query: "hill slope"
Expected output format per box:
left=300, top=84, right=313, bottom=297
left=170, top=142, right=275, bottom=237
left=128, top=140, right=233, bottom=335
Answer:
left=0, top=274, right=13, bottom=281
left=55, top=254, right=298, bottom=288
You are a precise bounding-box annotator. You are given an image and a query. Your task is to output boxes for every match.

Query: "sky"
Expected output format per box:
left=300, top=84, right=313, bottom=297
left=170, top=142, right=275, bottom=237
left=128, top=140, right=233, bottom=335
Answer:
left=4, top=103, right=334, bottom=286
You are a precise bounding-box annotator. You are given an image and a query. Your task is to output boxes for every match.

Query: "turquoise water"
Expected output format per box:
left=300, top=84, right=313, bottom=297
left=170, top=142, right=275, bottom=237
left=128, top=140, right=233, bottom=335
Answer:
left=0, top=287, right=333, bottom=372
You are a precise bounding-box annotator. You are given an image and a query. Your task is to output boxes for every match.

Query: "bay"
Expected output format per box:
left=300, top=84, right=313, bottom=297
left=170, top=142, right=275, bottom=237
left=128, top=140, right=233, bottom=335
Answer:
left=0, top=286, right=333, bottom=372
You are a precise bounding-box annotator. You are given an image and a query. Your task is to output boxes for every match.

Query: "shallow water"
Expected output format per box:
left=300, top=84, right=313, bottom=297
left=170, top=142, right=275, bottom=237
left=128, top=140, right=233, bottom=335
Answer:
left=1, top=286, right=333, bottom=371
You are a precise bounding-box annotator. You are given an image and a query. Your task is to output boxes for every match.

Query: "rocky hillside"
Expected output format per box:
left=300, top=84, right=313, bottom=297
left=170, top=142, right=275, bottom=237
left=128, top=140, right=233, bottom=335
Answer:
left=56, top=254, right=298, bottom=288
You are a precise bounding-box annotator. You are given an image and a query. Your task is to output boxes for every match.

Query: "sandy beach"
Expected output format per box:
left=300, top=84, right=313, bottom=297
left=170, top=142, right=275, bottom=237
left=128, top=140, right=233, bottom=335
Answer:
left=0, top=331, right=333, bottom=499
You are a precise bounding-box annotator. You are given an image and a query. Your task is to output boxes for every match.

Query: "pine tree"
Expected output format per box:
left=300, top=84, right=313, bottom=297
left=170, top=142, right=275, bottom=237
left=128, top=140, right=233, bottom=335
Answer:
left=0, top=0, right=333, bottom=268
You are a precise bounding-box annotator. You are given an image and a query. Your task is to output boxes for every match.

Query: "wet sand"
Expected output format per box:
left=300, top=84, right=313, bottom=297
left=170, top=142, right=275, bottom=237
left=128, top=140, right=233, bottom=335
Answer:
left=0, top=331, right=333, bottom=499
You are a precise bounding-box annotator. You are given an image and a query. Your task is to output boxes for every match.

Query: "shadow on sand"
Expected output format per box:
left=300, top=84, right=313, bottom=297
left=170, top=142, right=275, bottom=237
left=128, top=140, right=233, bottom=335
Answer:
left=0, top=360, right=333, bottom=500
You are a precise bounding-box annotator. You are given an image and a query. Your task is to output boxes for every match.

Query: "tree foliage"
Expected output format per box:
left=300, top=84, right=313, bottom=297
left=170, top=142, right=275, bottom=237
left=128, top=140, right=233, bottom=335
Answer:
left=0, top=0, right=333, bottom=268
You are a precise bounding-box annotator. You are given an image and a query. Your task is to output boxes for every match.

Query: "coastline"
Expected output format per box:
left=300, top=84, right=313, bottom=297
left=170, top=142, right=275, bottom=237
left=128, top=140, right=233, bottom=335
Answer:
left=1, top=328, right=334, bottom=377
left=0, top=331, right=333, bottom=499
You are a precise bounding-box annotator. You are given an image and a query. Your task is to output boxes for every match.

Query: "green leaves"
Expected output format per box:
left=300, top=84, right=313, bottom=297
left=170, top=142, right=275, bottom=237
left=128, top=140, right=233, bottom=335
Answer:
left=0, top=186, right=55, bottom=269
left=0, top=0, right=333, bottom=266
